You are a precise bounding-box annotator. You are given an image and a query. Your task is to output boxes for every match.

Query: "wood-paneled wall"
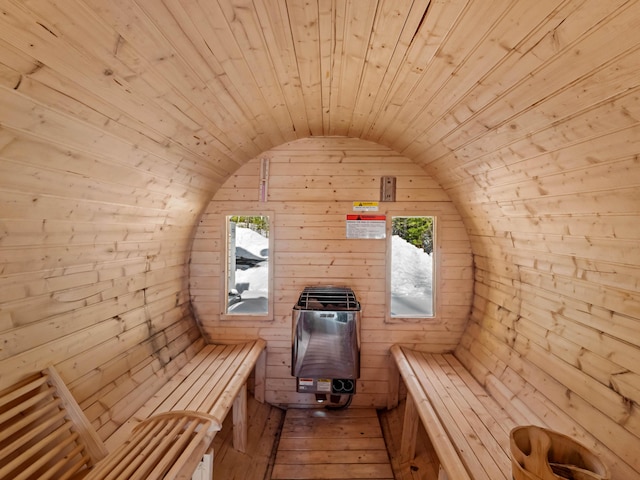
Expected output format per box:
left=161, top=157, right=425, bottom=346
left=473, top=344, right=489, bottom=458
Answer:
left=0, top=78, right=212, bottom=442
left=414, top=2, right=640, bottom=478
left=190, top=137, right=473, bottom=408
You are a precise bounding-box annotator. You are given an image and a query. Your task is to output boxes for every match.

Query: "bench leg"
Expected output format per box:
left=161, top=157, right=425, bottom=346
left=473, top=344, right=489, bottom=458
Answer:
left=191, top=448, right=214, bottom=480
left=388, top=356, right=400, bottom=410
left=254, top=347, right=266, bottom=404
left=400, top=394, right=419, bottom=465
left=232, top=383, right=248, bottom=453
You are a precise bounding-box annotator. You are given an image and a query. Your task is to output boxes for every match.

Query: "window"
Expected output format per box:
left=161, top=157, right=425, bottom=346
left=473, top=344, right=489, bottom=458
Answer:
left=224, top=215, right=272, bottom=316
left=389, top=216, right=435, bottom=318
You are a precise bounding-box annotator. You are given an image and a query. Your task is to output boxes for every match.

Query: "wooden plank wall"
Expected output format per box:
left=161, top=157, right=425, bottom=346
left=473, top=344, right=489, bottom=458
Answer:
left=0, top=86, right=213, bottom=441
left=190, top=137, right=474, bottom=408
left=0, top=27, right=228, bottom=443
left=397, top=3, right=640, bottom=479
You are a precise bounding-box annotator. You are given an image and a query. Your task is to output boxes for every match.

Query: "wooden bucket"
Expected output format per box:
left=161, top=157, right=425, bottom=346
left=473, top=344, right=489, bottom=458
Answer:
left=510, top=425, right=610, bottom=480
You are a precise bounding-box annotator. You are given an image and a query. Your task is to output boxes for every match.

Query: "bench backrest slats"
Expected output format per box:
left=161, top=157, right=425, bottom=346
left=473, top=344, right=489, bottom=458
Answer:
left=86, top=412, right=216, bottom=480
left=2, top=409, right=66, bottom=460
left=0, top=375, right=49, bottom=410
left=0, top=397, right=61, bottom=444
left=14, top=429, right=81, bottom=480
left=0, top=367, right=108, bottom=480
left=43, top=366, right=109, bottom=463
left=0, top=383, right=54, bottom=426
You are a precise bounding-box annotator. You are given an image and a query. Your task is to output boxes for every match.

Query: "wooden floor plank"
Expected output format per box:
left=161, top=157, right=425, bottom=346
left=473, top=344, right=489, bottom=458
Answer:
left=272, top=407, right=394, bottom=480
left=277, top=436, right=388, bottom=452
left=282, top=419, right=385, bottom=438
left=275, top=449, right=390, bottom=465
left=271, top=463, right=394, bottom=479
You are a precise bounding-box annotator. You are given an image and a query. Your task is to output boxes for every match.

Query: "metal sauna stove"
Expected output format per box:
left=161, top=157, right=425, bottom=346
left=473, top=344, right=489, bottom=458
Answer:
left=291, top=286, right=360, bottom=404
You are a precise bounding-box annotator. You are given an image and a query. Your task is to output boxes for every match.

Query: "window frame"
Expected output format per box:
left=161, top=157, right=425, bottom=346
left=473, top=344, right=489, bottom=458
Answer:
left=220, top=212, right=274, bottom=322
left=386, top=214, right=437, bottom=323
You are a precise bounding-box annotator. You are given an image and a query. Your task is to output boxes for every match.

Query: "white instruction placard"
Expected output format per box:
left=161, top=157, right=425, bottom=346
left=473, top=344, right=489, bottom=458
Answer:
left=346, top=214, right=386, bottom=239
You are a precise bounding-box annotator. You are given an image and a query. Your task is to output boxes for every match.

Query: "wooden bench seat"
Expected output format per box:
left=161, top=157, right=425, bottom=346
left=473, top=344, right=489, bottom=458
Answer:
left=106, top=339, right=267, bottom=456
left=390, top=345, right=542, bottom=480
left=1, top=339, right=266, bottom=480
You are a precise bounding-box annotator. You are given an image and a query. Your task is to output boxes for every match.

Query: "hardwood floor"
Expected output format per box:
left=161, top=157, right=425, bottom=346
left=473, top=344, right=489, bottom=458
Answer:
left=212, top=397, right=440, bottom=479
left=272, top=408, right=394, bottom=479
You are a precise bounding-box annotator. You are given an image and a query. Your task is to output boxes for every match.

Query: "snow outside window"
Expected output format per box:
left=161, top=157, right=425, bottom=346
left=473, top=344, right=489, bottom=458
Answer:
left=390, top=216, right=435, bottom=318
left=225, top=215, right=271, bottom=316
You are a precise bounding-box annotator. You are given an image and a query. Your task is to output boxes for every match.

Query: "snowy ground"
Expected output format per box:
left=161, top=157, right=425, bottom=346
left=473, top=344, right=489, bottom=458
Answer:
left=390, top=235, right=433, bottom=317
left=230, top=227, right=433, bottom=316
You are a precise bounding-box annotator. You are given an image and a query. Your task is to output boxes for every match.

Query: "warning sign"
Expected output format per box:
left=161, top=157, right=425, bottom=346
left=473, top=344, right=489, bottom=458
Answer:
left=352, top=201, right=379, bottom=212
left=317, top=379, right=332, bottom=393
left=346, top=214, right=386, bottom=239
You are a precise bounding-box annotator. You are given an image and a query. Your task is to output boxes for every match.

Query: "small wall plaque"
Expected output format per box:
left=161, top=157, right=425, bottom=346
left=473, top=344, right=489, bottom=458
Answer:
left=380, top=176, right=396, bottom=202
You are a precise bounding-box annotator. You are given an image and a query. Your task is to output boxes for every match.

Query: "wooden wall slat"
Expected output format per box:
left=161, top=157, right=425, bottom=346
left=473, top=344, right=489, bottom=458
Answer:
left=285, top=0, right=324, bottom=136
left=407, top=0, right=635, bottom=165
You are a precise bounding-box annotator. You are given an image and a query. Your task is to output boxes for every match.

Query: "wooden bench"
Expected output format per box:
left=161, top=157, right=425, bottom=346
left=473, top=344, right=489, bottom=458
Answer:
left=390, top=345, right=543, bottom=480
left=1, top=339, right=266, bottom=480
left=85, top=411, right=218, bottom=480
left=106, top=339, right=267, bottom=456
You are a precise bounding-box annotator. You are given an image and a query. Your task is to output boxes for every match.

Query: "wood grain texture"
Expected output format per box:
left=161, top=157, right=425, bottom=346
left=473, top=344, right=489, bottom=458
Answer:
left=190, top=138, right=474, bottom=408
left=0, top=1, right=638, bottom=477
left=272, top=408, right=393, bottom=480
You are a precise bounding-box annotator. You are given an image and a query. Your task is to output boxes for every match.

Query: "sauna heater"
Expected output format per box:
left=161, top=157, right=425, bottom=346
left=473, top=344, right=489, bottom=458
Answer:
left=291, top=286, right=360, bottom=400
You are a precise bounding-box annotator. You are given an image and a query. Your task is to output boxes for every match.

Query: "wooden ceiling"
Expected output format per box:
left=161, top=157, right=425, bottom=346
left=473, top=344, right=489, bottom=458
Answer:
left=3, top=0, right=638, bottom=202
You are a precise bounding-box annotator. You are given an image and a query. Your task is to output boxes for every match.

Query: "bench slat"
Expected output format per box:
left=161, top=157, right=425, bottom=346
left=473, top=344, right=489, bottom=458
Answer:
left=1, top=409, right=66, bottom=461
left=129, top=344, right=232, bottom=423
left=92, top=419, right=174, bottom=478
left=390, top=345, right=472, bottom=480
left=404, top=348, right=499, bottom=480
left=106, top=339, right=266, bottom=458
left=443, top=355, right=517, bottom=442
left=0, top=375, right=49, bottom=412
left=207, top=341, right=266, bottom=424
left=435, top=354, right=514, bottom=462
left=15, top=430, right=81, bottom=480
left=415, top=351, right=510, bottom=480
left=142, top=416, right=204, bottom=479
left=391, top=345, right=526, bottom=480
left=182, top=344, right=248, bottom=414
left=0, top=385, right=56, bottom=426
